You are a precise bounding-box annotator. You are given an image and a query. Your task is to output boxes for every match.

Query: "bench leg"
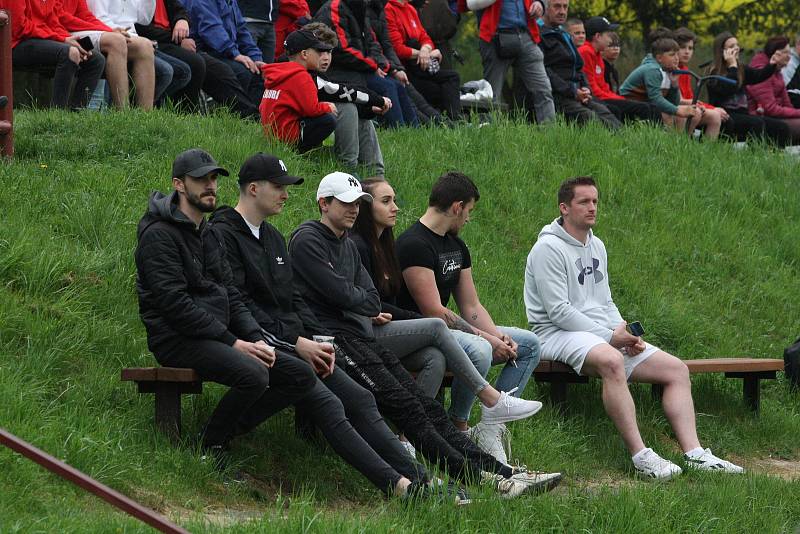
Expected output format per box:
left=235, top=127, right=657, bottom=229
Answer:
left=154, top=389, right=182, bottom=442
left=743, top=377, right=760, bottom=415
left=550, top=381, right=568, bottom=409
left=651, top=384, right=664, bottom=402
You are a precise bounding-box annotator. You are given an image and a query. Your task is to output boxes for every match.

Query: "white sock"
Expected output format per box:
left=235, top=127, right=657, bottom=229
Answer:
left=631, top=447, right=652, bottom=464
left=685, top=447, right=706, bottom=459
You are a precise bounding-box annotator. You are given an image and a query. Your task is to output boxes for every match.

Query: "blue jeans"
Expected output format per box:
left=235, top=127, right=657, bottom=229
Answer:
left=448, top=326, right=540, bottom=423
left=367, top=74, right=419, bottom=128
left=154, top=50, right=191, bottom=104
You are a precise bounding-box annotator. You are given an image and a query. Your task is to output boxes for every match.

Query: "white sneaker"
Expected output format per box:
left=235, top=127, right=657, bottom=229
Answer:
left=509, top=465, right=563, bottom=493
left=684, top=448, right=744, bottom=474
left=398, top=436, right=416, bottom=459
left=480, top=471, right=528, bottom=499
left=469, top=422, right=510, bottom=465
left=481, top=388, right=543, bottom=424
left=633, top=448, right=683, bottom=480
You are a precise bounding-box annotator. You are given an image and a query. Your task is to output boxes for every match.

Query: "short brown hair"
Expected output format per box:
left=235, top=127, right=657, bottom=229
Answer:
left=764, top=36, right=790, bottom=58
left=652, top=37, right=679, bottom=56
left=558, top=176, right=597, bottom=205
left=673, top=27, right=697, bottom=47
left=302, top=22, right=338, bottom=48
left=428, top=172, right=480, bottom=211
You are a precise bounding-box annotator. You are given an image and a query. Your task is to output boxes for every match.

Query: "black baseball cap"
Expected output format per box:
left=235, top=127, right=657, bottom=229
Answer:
left=284, top=29, right=334, bottom=55
left=585, top=16, right=620, bottom=40
left=172, top=148, right=229, bottom=178
left=238, top=153, right=305, bottom=185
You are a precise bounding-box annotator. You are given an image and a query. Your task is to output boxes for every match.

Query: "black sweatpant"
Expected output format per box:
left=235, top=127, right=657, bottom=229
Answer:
left=298, top=114, right=337, bottom=153
left=296, top=366, right=429, bottom=493
left=601, top=98, right=662, bottom=125
left=154, top=340, right=315, bottom=447
left=722, top=110, right=791, bottom=146
left=406, top=64, right=462, bottom=119
left=12, top=39, right=105, bottom=109
left=335, top=335, right=507, bottom=483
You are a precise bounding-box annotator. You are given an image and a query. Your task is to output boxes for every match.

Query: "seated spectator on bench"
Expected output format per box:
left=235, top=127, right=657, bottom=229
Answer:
left=239, top=0, right=280, bottom=63
left=539, top=0, right=620, bottom=129
left=57, top=0, right=152, bottom=109
left=274, top=0, right=310, bottom=59
left=134, top=149, right=315, bottom=467
left=183, top=0, right=266, bottom=107
left=706, top=31, right=790, bottom=146
left=602, top=31, right=620, bottom=91
left=395, top=172, right=543, bottom=464
left=2, top=0, right=105, bottom=110
left=384, top=0, right=461, bottom=119
left=206, top=153, right=433, bottom=500
left=523, top=176, right=745, bottom=480
left=288, top=172, right=562, bottom=499
left=315, top=0, right=419, bottom=128
left=746, top=36, right=800, bottom=142
left=136, top=0, right=260, bottom=118
left=303, top=22, right=390, bottom=177
left=578, top=18, right=661, bottom=124
left=260, top=29, right=337, bottom=152
left=351, top=178, right=545, bottom=464
left=783, top=33, right=800, bottom=109
left=564, top=17, right=584, bottom=48
left=674, top=28, right=725, bottom=140
left=619, top=36, right=700, bottom=132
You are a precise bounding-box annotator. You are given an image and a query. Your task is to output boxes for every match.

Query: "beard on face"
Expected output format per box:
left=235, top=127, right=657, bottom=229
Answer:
left=187, top=190, right=216, bottom=213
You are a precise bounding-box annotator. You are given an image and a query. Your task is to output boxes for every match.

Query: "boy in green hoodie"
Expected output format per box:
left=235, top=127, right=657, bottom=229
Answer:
left=619, top=37, right=699, bottom=129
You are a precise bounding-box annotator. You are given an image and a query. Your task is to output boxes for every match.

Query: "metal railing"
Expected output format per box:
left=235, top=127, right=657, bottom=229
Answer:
left=0, top=9, right=13, bottom=158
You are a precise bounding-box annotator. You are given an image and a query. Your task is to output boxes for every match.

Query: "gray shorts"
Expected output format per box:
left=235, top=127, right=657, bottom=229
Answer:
left=538, top=330, right=658, bottom=379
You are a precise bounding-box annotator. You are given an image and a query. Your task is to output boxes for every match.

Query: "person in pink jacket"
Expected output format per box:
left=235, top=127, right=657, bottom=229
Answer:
left=746, top=36, right=800, bottom=141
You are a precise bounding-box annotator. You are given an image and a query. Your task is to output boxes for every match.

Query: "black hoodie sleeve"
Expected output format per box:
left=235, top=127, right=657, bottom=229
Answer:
left=314, top=72, right=385, bottom=107
left=136, top=226, right=238, bottom=345
left=290, top=227, right=381, bottom=316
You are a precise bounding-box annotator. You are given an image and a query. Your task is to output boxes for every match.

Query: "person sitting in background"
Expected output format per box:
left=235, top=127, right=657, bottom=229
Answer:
left=578, top=18, right=660, bottom=124
left=239, top=0, right=279, bottom=63
left=564, top=17, right=584, bottom=47
left=384, top=0, right=461, bottom=119
left=539, top=0, right=620, bottom=129
left=183, top=0, right=266, bottom=107
left=303, top=22, right=391, bottom=176
left=706, top=31, right=790, bottom=146
left=260, top=29, right=337, bottom=152
left=602, top=31, right=620, bottom=92
left=619, top=36, right=700, bottom=132
left=59, top=0, right=160, bottom=109
left=673, top=27, right=725, bottom=140
left=746, top=36, right=800, bottom=142
left=274, top=0, right=310, bottom=59
left=782, top=33, right=800, bottom=108
left=1, top=0, right=105, bottom=110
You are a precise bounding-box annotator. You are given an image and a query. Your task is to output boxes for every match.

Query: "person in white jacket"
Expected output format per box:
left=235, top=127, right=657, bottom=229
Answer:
left=524, top=176, right=744, bottom=480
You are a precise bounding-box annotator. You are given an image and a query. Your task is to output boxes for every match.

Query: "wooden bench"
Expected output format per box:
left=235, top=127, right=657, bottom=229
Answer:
left=123, top=357, right=785, bottom=439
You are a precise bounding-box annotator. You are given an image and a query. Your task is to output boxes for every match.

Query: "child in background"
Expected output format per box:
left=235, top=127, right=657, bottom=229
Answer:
left=565, top=18, right=585, bottom=48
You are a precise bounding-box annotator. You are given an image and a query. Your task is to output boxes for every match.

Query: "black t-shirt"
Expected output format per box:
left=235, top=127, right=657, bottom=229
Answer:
left=396, top=220, right=471, bottom=313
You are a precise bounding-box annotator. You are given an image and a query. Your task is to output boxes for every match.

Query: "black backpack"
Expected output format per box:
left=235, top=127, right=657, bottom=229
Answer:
left=785, top=337, right=800, bottom=389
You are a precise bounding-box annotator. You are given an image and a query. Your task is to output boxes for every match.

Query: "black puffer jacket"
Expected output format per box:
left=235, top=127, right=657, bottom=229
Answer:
left=539, top=23, right=588, bottom=98
left=208, top=206, right=328, bottom=346
left=135, top=191, right=263, bottom=352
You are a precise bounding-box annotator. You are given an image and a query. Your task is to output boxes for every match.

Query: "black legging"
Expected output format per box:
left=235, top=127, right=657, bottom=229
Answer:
left=722, top=110, right=792, bottom=146
left=406, top=63, right=462, bottom=119
left=336, top=335, right=509, bottom=484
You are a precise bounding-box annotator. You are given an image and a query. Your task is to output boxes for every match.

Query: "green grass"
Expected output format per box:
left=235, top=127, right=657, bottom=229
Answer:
left=1, top=108, right=800, bottom=532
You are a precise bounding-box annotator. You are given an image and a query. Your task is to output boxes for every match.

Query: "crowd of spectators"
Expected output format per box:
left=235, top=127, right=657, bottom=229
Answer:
left=4, top=0, right=800, bottom=166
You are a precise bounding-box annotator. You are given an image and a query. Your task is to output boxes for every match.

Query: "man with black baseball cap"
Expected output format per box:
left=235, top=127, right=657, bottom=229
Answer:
left=208, top=155, right=437, bottom=499
left=260, top=29, right=338, bottom=152
left=135, top=148, right=317, bottom=470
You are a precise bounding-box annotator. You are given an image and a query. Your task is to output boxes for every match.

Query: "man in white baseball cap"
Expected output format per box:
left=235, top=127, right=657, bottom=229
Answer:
left=316, top=171, right=374, bottom=204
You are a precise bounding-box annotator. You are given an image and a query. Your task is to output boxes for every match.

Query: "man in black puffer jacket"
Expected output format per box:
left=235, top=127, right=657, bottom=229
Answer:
left=135, top=148, right=316, bottom=460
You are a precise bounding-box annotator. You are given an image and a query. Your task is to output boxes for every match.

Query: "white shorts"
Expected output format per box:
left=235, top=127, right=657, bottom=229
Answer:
left=539, top=330, right=659, bottom=380
left=71, top=31, right=105, bottom=51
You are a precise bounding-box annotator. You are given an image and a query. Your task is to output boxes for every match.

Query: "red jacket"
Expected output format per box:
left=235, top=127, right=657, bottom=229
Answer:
left=274, top=0, right=309, bottom=57
left=746, top=52, right=800, bottom=118
left=259, top=61, right=333, bottom=143
left=57, top=0, right=113, bottom=32
left=0, top=0, right=71, bottom=48
left=476, top=0, right=541, bottom=44
left=677, top=63, right=714, bottom=109
left=578, top=42, right=620, bottom=101
left=384, top=0, right=433, bottom=63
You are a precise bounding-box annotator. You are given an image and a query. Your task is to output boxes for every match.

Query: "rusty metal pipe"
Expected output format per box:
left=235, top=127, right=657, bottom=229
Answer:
left=0, top=9, right=14, bottom=159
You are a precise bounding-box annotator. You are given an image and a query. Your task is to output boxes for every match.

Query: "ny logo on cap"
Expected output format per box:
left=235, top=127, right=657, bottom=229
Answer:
left=279, top=159, right=287, bottom=172
left=575, top=257, right=604, bottom=285
left=348, top=177, right=358, bottom=187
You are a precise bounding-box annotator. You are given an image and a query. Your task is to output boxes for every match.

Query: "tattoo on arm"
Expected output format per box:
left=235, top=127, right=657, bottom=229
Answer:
left=471, top=312, right=478, bottom=321
left=444, top=310, right=476, bottom=334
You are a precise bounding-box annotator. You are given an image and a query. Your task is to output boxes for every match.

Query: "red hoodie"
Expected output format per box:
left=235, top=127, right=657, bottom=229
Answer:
left=578, top=42, right=620, bottom=101
left=57, top=0, right=113, bottom=32
left=384, top=0, right=433, bottom=63
left=0, top=0, right=71, bottom=48
left=745, top=51, right=800, bottom=119
left=677, top=63, right=714, bottom=110
left=259, top=61, right=333, bottom=144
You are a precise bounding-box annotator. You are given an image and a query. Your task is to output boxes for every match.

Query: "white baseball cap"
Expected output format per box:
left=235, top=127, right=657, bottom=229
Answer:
left=316, top=172, right=373, bottom=203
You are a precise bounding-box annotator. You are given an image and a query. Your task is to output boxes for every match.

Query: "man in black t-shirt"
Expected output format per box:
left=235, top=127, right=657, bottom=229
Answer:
left=396, top=171, right=543, bottom=465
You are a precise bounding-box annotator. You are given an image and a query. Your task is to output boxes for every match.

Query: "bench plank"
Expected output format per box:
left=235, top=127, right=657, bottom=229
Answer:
left=684, top=358, right=784, bottom=373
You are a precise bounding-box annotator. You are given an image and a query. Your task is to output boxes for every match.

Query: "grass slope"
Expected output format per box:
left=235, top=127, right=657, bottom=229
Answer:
left=1, top=109, right=799, bottom=533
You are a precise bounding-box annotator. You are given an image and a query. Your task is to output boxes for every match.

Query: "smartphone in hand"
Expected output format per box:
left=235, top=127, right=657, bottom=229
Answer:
left=77, top=35, right=94, bottom=51
left=626, top=321, right=645, bottom=337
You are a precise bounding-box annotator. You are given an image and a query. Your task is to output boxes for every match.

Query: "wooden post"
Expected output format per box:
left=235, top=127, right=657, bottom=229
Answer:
left=0, top=9, right=14, bottom=159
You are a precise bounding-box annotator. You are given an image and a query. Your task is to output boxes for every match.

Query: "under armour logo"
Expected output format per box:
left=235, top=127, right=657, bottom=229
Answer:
left=575, top=257, right=604, bottom=285
left=348, top=177, right=358, bottom=187
left=278, top=160, right=287, bottom=172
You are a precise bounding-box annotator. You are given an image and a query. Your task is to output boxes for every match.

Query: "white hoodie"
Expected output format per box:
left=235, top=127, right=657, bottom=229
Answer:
left=524, top=218, right=623, bottom=342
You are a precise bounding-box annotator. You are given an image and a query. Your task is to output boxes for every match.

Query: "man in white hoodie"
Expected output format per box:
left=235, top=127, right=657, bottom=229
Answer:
left=524, top=176, right=744, bottom=480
